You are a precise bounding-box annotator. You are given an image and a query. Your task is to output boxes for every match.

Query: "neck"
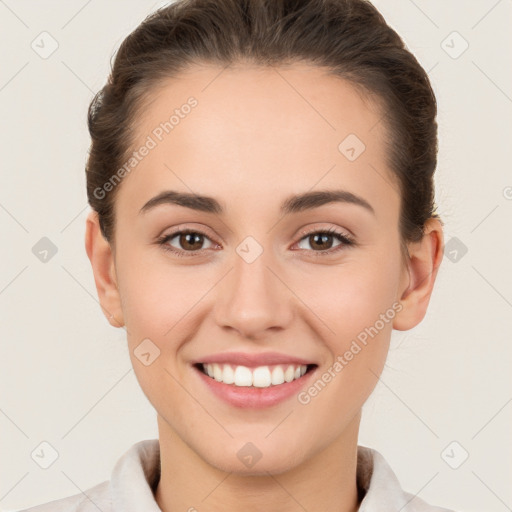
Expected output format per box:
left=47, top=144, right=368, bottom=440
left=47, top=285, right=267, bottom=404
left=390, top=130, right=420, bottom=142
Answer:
left=154, top=412, right=362, bottom=512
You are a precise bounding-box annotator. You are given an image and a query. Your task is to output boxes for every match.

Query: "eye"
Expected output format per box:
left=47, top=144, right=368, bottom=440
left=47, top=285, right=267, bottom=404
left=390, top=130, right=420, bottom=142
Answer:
left=157, top=229, right=217, bottom=257
left=156, top=226, right=355, bottom=258
left=294, top=227, right=355, bottom=256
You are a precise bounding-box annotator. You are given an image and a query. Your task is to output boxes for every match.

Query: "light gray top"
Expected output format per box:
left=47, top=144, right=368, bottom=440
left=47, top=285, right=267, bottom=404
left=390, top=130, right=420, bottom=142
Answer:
left=17, top=438, right=456, bottom=512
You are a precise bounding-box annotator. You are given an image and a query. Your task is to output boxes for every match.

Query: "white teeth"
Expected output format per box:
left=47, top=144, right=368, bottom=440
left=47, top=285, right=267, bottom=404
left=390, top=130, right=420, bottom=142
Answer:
left=271, top=366, right=285, bottom=385
left=252, top=366, right=272, bottom=388
left=222, top=364, right=235, bottom=384
left=233, top=366, right=253, bottom=386
left=213, top=363, right=223, bottom=381
left=201, top=363, right=309, bottom=388
left=284, top=365, right=295, bottom=383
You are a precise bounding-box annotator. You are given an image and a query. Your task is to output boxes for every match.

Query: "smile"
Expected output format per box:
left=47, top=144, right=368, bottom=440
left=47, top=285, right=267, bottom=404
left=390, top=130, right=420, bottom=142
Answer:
left=198, top=363, right=314, bottom=388
left=191, top=351, right=319, bottom=408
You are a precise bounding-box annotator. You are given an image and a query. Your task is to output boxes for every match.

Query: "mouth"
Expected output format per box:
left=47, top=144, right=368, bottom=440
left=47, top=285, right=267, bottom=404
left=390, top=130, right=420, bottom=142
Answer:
left=194, top=362, right=318, bottom=388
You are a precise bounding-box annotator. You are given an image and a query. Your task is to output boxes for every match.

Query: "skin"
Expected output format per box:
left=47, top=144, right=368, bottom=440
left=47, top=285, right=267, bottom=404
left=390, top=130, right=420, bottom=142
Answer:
left=85, top=63, right=443, bottom=512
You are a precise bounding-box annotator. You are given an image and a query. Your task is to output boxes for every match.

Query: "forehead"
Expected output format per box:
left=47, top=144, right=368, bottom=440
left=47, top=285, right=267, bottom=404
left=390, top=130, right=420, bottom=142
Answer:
left=116, top=63, right=399, bottom=222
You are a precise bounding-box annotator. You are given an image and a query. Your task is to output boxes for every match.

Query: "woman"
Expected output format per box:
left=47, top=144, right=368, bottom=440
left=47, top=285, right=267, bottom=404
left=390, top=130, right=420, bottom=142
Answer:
left=22, top=0, right=453, bottom=510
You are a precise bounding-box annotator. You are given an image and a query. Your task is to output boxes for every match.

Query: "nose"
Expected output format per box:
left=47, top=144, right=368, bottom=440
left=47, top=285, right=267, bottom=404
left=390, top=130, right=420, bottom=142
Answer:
left=213, top=247, right=294, bottom=340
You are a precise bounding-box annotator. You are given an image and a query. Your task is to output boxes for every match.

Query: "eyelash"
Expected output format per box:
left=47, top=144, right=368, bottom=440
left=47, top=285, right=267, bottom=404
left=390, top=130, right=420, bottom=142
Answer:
left=156, top=227, right=355, bottom=258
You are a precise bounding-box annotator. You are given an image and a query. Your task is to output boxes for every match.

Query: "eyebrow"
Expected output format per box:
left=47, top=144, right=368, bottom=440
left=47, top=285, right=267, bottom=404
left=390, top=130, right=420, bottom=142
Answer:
left=139, top=189, right=375, bottom=216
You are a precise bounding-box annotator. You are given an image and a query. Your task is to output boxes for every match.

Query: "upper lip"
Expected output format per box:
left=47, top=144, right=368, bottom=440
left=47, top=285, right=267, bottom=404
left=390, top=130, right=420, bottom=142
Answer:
left=192, top=351, right=316, bottom=368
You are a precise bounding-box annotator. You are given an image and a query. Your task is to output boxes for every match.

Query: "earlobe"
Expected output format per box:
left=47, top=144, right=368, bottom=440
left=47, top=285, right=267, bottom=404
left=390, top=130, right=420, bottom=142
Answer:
left=84, top=210, right=125, bottom=328
left=393, top=218, right=444, bottom=331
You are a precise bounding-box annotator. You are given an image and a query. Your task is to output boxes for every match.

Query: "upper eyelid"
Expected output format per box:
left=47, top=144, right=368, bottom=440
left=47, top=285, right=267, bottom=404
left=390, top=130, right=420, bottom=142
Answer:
left=296, top=225, right=352, bottom=239
left=161, top=223, right=219, bottom=240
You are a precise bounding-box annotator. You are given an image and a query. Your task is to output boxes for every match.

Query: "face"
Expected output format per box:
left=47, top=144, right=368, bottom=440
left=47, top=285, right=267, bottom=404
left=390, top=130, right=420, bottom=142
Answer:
left=89, top=63, right=422, bottom=475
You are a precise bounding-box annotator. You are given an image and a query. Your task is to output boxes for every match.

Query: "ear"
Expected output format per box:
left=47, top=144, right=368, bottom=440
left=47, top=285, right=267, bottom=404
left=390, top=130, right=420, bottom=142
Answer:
left=84, top=209, right=124, bottom=328
left=393, top=218, right=444, bottom=331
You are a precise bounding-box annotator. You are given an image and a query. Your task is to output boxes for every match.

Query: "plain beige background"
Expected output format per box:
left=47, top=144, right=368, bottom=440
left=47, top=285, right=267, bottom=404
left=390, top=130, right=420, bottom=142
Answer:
left=1, top=1, right=511, bottom=511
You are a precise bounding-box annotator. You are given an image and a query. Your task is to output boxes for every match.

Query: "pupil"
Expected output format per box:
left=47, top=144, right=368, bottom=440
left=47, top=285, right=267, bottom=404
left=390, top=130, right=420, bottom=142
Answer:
left=312, top=233, right=332, bottom=250
left=183, top=233, right=202, bottom=250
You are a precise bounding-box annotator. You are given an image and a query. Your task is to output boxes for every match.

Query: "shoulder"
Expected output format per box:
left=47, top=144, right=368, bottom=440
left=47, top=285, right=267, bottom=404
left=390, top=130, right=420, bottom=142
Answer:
left=14, top=439, right=160, bottom=512
left=357, top=445, right=457, bottom=512
left=14, top=480, right=111, bottom=512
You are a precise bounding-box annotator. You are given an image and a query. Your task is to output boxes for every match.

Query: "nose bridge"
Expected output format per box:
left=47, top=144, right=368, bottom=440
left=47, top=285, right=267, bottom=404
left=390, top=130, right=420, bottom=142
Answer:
left=214, top=239, right=292, bottom=337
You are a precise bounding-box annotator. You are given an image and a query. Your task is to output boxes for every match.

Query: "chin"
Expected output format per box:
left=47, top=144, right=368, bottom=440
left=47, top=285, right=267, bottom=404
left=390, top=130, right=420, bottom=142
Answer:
left=199, top=439, right=308, bottom=476
left=210, top=454, right=301, bottom=476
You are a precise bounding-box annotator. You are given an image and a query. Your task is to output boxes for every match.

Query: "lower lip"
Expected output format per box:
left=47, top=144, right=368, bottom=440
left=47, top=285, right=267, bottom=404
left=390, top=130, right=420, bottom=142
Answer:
left=193, top=365, right=317, bottom=409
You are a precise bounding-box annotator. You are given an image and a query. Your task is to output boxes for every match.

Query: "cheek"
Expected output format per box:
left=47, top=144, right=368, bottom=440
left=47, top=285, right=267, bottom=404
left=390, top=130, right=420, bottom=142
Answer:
left=298, top=252, right=401, bottom=397
left=315, top=257, right=401, bottom=394
left=116, top=258, right=200, bottom=410
left=298, top=254, right=401, bottom=341
left=116, top=257, right=219, bottom=401
left=117, top=252, right=213, bottom=337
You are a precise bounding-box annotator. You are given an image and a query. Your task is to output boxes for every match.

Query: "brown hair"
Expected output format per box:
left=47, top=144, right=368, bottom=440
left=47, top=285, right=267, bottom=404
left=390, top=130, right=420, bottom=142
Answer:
left=86, top=0, right=441, bottom=255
